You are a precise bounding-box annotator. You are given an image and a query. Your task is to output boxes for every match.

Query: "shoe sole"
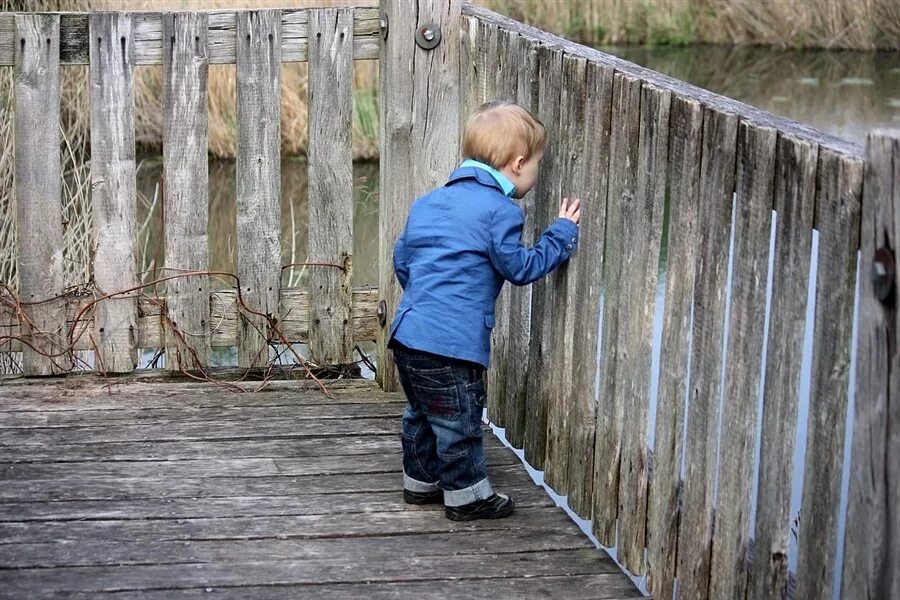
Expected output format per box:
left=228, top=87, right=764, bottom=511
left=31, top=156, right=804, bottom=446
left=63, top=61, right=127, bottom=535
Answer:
left=403, top=492, right=443, bottom=506
left=445, top=504, right=515, bottom=521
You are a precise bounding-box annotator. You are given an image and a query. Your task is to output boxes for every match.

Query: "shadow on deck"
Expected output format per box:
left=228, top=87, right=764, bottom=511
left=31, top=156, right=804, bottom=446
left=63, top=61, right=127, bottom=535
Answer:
left=0, top=378, right=642, bottom=599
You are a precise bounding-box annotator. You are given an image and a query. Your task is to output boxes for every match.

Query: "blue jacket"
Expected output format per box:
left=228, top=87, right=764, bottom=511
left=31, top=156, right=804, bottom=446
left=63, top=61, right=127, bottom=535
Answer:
left=388, top=165, right=579, bottom=368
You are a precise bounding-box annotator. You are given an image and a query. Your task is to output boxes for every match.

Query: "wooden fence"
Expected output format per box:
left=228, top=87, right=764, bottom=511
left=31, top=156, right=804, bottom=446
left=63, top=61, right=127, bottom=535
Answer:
left=0, top=8, right=381, bottom=376
left=455, top=4, right=898, bottom=600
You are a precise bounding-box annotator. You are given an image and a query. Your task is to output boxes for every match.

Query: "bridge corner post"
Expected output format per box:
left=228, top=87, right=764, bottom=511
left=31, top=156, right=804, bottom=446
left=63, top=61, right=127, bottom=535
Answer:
left=841, top=128, right=899, bottom=599
left=376, top=0, right=462, bottom=391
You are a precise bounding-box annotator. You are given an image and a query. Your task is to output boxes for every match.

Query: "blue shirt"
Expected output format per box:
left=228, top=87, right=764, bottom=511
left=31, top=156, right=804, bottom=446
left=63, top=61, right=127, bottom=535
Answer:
left=388, top=165, right=579, bottom=367
left=459, top=159, right=516, bottom=197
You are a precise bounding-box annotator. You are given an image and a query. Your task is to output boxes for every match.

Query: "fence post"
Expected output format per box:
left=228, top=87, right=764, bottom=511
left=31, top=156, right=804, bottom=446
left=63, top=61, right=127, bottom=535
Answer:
left=376, top=0, right=461, bottom=391
left=842, top=129, right=899, bottom=599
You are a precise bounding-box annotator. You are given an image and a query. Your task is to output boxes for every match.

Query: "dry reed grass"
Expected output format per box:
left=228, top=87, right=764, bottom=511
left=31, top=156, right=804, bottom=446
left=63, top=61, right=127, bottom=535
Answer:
left=481, top=0, right=900, bottom=50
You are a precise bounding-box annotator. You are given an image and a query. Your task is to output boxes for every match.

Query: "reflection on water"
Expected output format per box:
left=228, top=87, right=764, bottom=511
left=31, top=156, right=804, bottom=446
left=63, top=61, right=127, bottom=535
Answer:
left=135, top=158, right=379, bottom=290
left=602, top=44, right=900, bottom=145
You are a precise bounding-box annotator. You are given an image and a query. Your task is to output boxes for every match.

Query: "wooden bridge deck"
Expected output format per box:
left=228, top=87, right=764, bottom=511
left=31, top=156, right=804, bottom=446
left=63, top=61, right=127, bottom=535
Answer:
left=0, top=378, right=642, bottom=599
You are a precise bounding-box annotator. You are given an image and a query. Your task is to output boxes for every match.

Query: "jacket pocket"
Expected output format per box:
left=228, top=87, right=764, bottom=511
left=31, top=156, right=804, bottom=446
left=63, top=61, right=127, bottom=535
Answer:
left=484, top=313, right=496, bottom=329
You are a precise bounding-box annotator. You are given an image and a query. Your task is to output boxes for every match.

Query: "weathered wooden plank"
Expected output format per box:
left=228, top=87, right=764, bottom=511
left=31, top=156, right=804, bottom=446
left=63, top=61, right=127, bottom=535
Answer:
left=0, top=462, right=533, bottom=502
left=592, top=71, right=642, bottom=546
left=89, top=12, right=138, bottom=374
left=544, top=53, right=587, bottom=495
left=14, top=14, right=67, bottom=376
left=461, top=4, right=862, bottom=161
left=841, top=129, right=900, bottom=600
left=0, top=9, right=381, bottom=66
left=485, top=25, right=518, bottom=430
left=503, top=37, right=539, bottom=450
left=565, top=60, right=614, bottom=519
left=162, top=12, right=211, bottom=371
left=646, top=94, right=703, bottom=600
left=377, top=0, right=460, bottom=391
left=307, top=8, right=354, bottom=366
left=615, top=82, right=670, bottom=575
left=675, top=106, right=739, bottom=600
left=0, top=549, right=621, bottom=597
left=708, top=121, right=777, bottom=600
left=235, top=10, right=282, bottom=368
left=0, top=288, right=380, bottom=353
left=794, top=150, right=863, bottom=600
left=749, top=133, right=818, bottom=600
left=523, top=43, right=563, bottom=472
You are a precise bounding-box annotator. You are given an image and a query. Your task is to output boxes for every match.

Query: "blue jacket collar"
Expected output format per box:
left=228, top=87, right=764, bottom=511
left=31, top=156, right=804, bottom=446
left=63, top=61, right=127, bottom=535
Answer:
left=446, top=164, right=516, bottom=198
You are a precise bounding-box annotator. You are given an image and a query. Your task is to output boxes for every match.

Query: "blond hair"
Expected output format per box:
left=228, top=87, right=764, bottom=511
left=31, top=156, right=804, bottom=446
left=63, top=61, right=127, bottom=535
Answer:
left=462, top=101, right=545, bottom=169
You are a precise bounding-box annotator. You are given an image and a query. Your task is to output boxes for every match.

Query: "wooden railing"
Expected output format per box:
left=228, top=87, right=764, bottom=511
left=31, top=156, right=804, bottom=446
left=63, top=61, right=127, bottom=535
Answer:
left=0, top=8, right=381, bottom=376
left=456, top=4, right=897, bottom=600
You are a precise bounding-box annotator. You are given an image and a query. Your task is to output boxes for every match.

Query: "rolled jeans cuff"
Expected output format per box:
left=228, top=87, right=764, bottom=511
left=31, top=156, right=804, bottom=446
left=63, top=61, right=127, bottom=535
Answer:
left=403, top=471, right=440, bottom=493
left=443, top=476, right=494, bottom=507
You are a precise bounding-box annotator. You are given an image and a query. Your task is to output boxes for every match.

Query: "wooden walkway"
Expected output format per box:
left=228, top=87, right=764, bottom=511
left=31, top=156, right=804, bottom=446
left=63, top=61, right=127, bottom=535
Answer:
left=0, top=378, right=642, bottom=599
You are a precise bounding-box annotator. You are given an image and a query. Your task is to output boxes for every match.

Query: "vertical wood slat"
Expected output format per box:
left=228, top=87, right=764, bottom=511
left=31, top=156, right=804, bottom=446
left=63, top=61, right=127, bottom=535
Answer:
left=708, top=121, right=777, bottom=599
left=646, top=94, right=704, bottom=600
left=565, top=59, right=614, bottom=519
left=162, top=12, right=210, bottom=370
left=795, top=149, right=863, bottom=600
left=307, top=8, right=353, bottom=366
left=14, top=15, right=67, bottom=376
left=544, top=53, right=587, bottom=494
left=89, top=12, right=138, bottom=374
left=749, top=133, right=818, bottom=600
left=523, top=43, right=562, bottom=471
left=592, top=71, right=642, bottom=546
left=841, top=129, right=899, bottom=600
left=675, top=106, right=739, bottom=600
left=616, top=82, right=671, bottom=575
left=377, top=0, right=461, bottom=392
left=235, top=10, right=281, bottom=369
left=485, top=22, right=513, bottom=428
left=503, top=36, right=538, bottom=450
left=13, top=15, right=63, bottom=370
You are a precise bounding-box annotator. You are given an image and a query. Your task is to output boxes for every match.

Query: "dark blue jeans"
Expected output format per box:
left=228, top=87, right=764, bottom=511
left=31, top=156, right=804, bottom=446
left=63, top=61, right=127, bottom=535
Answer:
left=391, top=341, right=494, bottom=506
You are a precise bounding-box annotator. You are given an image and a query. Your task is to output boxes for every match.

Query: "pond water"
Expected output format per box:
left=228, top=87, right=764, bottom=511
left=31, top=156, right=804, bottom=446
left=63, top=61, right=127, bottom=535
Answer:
left=132, top=43, right=895, bottom=598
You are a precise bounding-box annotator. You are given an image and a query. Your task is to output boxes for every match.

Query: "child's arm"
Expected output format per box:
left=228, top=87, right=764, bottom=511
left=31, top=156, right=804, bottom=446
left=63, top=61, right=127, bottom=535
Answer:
left=393, top=226, right=410, bottom=290
left=488, top=199, right=580, bottom=286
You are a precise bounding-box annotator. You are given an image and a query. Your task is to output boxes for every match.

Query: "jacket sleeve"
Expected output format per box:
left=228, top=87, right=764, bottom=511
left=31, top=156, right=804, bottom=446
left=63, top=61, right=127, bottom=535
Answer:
left=393, top=225, right=410, bottom=290
left=487, top=203, right=579, bottom=286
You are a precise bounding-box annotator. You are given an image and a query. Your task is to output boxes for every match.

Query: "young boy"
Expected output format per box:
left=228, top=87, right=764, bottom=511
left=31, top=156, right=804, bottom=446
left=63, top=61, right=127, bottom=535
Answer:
left=387, top=101, right=581, bottom=521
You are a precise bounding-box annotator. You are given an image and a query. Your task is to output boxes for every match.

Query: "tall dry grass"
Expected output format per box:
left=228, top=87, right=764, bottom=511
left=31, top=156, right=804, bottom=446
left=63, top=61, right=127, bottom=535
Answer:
left=481, top=0, right=900, bottom=50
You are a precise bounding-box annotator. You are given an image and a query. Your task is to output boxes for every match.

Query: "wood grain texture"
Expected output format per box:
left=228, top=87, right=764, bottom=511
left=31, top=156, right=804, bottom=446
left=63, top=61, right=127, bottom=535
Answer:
left=794, top=149, right=863, bottom=600
left=89, top=12, right=139, bottom=374
left=503, top=36, right=539, bottom=451
left=377, top=0, right=460, bottom=392
left=645, top=94, right=703, bottom=600
left=0, top=379, right=642, bottom=599
left=307, top=8, right=354, bottom=366
left=544, top=53, right=587, bottom=495
left=708, top=121, right=776, bottom=600
left=565, top=59, right=614, bottom=519
left=841, top=129, right=899, bottom=600
left=0, top=9, right=381, bottom=66
left=592, top=71, right=642, bottom=547
left=14, top=14, right=67, bottom=376
left=749, top=133, right=818, bottom=600
left=162, top=12, right=211, bottom=371
left=523, top=43, right=563, bottom=472
left=235, top=10, right=282, bottom=368
left=615, top=82, right=670, bottom=575
left=675, top=105, right=738, bottom=600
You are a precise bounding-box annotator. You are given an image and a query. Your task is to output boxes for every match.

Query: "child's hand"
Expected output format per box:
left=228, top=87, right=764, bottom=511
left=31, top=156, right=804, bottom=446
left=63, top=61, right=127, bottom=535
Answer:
left=559, top=198, right=581, bottom=225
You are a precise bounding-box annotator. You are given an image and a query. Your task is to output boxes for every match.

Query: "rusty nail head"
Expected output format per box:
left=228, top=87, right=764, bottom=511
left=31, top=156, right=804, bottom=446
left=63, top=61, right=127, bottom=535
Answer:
left=873, top=246, right=895, bottom=303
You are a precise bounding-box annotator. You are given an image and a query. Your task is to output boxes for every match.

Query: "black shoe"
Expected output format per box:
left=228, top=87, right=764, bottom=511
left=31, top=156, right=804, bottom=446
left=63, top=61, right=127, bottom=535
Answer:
left=445, top=493, right=515, bottom=521
left=403, top=488, right=444, bottom=505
